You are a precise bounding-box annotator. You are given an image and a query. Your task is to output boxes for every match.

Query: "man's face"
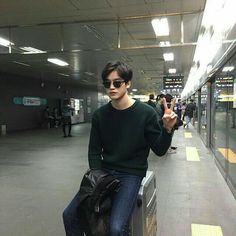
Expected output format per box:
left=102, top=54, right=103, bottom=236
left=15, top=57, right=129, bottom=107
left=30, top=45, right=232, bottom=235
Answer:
left=103, top=70, right=130, bottom=101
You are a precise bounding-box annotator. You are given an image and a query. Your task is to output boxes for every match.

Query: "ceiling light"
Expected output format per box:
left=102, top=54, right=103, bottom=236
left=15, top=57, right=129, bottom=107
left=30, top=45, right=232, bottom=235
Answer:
left=132, top=89, right=138, bottom=92
left=84, top=72, right=95, bottom=76
left=47, top=58, right=69, bottom=67
left=20, top=47, right=46, bottom=54
left=169, top=68, right=176, bottom=74
left=222, top=66, right=234, bottom=72
left=58, top=73, right=70, bottom=77
left=159, top=41, right=170, bottom=46
left=163, top=53, right=174, bottom=61
left=12, top=61, right=31, bottom=67
left=0, top=37, right=14, bottom=47
left=151, top=18, right=169, bottom=36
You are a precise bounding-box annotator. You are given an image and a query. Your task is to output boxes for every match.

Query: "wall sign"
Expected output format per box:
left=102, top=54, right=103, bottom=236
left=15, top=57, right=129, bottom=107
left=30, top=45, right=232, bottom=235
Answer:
left=216, top=76, right=234, bottom=88
left=23, top=97, right=41, bottom=106
left=13, top=97, right=47, bottom=106
left=163, top=75, right=183, bottom=89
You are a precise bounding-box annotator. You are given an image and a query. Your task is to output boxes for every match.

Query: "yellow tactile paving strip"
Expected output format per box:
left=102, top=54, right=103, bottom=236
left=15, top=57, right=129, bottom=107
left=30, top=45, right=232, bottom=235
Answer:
left=218, top=148, right=236, bottom=164
left=191, top=223, right=223, bottom=236
left=185, top=132, right=192, bottom=138
left=186, top=147, right=200, bottom=161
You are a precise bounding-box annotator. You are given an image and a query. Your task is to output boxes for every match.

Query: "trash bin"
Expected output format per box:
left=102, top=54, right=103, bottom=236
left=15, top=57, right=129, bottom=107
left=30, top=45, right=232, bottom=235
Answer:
left=1, top=124, right=6, bottom=135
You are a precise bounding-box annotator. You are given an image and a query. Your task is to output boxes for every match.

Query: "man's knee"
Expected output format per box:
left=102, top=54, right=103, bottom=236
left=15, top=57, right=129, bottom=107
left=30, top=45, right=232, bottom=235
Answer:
left=62, top=206, right=75, bottom=225
left=62, top=208, right=69, bottom=224
left=109, top=223, right=127, bottom=236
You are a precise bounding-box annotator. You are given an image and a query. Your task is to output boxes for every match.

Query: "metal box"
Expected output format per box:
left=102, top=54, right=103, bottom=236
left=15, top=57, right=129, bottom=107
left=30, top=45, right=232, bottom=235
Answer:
left=129, top=171, right=157, bottom=236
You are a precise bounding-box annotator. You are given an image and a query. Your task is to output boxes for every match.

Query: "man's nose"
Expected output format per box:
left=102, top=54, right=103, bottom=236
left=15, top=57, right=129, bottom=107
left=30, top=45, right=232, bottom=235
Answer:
left=109, top=82, right=115, bottom=88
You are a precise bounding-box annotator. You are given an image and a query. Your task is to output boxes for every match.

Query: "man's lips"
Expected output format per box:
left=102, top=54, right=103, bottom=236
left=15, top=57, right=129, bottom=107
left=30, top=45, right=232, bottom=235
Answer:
left=109, top=92, right=117, bottom=95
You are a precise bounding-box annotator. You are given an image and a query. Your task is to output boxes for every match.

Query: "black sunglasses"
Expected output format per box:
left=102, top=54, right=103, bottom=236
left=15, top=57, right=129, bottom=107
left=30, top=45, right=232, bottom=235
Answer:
left=103, top=79, right=125, bottom=89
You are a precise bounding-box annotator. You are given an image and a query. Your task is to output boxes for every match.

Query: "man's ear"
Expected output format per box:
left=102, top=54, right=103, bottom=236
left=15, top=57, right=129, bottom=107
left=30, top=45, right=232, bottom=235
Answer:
left=126, top=80, right=131, bottom=89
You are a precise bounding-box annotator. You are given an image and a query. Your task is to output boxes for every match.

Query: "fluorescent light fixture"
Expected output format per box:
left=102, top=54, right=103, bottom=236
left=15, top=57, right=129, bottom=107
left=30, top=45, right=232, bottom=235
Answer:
left=222, top=66, right=234, bottom=72
left=58, top=73, right=70, bottom=77
left=20, top=47, right=46, bottom=54
left=151, top=18, right=169, bottom=36
left=163, top=53, right=174, bottom=61
left=12, top=61, right=31, bottom=67
left=84, top=71, right=95, bottom=76
left=47, top=58, right=69, bottom=66
left=132, top=89, right=138, bottom=92
left=0, top=37, right=14, bottom=47
left=159, top=41, right=170, bottom=46
left=169, top=68, right=176, bottom=74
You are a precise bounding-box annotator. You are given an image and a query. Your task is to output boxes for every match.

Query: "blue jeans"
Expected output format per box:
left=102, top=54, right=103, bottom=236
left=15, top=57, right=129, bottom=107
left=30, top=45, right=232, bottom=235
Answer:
left=185, top=115, right=192, bottom=128
left=63, top=170, right=143, bottom=236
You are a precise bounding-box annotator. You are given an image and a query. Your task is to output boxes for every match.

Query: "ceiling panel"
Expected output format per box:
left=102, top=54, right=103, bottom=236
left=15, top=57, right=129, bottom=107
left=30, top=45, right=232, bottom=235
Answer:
left=0, top=0, right=206, bottom=94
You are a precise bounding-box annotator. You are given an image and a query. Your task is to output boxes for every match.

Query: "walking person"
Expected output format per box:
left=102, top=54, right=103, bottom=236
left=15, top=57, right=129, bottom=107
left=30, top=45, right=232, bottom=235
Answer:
left=181, top=101, right=186, bottom=121
left=52, top=107, right=61, bottom=128
left=61, top=99, right=74, bottom=137
left=184, top=99, right=196, bottom=128
left=62, top=61, right=177, bottom=236
left=42, top=106, right=54, bottom=128
left=176, top=99, right=182, bottom=120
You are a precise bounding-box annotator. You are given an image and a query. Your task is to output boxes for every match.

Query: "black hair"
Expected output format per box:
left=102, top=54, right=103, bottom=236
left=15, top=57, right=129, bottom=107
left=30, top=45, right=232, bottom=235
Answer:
left=165, top=93, right=173, bottom=103
left=156, top=94, right=164, bottom=101
left=101, top=61, right=133, bottom=83
left=63, top=99, right=70, bottom=105
left=149, top=94, right=154, bottom=100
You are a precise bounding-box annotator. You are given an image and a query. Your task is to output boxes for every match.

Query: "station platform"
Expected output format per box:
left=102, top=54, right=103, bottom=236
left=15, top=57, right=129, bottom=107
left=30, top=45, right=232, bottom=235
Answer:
left=0, top=123, right=236, bottom=236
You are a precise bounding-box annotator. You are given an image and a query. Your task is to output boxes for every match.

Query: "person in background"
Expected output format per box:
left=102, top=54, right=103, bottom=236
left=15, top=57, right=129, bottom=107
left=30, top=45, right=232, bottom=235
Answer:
left=42, top=106, right=54, bottom=128
left=52, top=107, right=61, bottom=128
left=176, top=99, right=182, bottom=120
left=184, top=99, right=196, bottom=128
left=61, top=100, right=74, bottom=137
left=163, top=94, right=179, bottom=154
left=232, top=108, right=236, bottom=128
left=62, top=61, right=177, bottom=236
left=147, top=93, right=156, bottom=108
left=156, top=94, right=165, bottom=119
left=181, top=101, right=186, bottom=121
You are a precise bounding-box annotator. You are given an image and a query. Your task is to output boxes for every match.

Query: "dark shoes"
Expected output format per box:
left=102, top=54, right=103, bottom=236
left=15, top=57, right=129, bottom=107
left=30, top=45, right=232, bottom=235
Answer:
left=63, top=134, right=72, bottom=138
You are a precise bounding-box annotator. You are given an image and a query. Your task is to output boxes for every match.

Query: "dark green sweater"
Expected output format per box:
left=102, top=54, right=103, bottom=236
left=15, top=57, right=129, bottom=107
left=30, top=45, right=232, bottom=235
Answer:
left=88, top=100, right=172, bottom=177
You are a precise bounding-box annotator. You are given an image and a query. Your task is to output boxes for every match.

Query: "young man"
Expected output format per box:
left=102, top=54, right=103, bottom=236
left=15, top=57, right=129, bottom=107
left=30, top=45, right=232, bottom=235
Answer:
left=63, top=61, right=177, bottom=236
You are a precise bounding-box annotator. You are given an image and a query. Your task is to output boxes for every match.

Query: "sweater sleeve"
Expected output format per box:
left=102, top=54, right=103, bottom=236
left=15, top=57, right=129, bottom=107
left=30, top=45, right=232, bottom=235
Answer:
left=144, top=112, right=172, bottom=156
left=88, top=113, right=103, bottom=169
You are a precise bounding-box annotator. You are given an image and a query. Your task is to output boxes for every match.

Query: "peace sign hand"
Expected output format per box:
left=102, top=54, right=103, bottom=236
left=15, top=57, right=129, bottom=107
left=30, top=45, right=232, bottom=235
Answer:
left=162, top=97, right=177, bottom=132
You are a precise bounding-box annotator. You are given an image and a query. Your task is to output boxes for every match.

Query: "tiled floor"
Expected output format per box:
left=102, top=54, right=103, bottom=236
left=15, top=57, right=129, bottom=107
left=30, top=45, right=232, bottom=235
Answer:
left=0, top=123, right=236, bottom=236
